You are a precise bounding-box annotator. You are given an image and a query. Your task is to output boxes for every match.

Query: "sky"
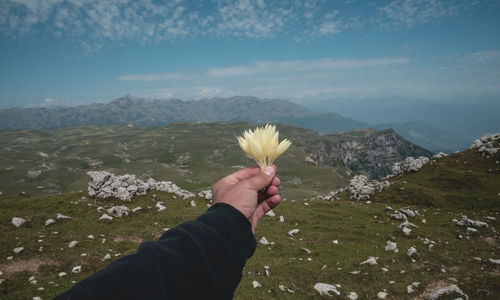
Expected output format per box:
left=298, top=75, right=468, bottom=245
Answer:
left=0, top=0, right=500, bottom=108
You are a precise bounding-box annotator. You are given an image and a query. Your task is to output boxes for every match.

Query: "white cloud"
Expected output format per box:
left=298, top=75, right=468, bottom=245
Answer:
left=44, top=98, right=53, bottom=103
left=117, top=72, right=195, bottom=82
left=379, top=0, right=460, bottom=27
left=198, top=87, right=222, bottom=98
left=206, top=57, right=409, bottom=77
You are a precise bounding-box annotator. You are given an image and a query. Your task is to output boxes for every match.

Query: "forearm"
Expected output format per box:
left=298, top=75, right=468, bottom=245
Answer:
left=55, top=203, right=256, bottom=299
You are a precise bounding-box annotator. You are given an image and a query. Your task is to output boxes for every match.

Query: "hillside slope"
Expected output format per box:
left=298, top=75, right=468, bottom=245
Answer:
left=0, top=122, right=431, bottom=199
left=0, top=134, right=498, bottom=299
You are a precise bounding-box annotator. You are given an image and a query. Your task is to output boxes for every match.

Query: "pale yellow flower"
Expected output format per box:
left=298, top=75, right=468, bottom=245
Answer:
left=237, top=124, right=291, bottom=170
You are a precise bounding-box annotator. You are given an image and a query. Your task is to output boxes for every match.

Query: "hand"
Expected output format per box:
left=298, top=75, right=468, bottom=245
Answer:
left=211, top=165, right=281, bottom=233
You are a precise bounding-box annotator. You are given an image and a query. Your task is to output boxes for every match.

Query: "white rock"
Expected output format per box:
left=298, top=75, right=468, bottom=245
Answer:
left=455, top=215, right=488, bottom=228
left=106, top=205, right=130, bottom=217
left=313, top=282, right=340, bottom=296
left=58, top=272, right=67, bottom=277
left=156, top=202, right=166, bottom=212
left=287, top=229, right=299, bottom=236
left=377, top=291, right=388, bottom=299
left=360, top=257, right=378, bottom=265
left=402, top=227, right=412, bottom=236
left=486, top=216, right=496, bottom=220
left=384, top=240, right=398, bottom=253
left=265, top=209, right=275, bottom=217
left=99, top=214, right=113, bottom=221
left=259, top=237, right=270, bottom=245
left=102, top=254, right=111, bottom=261
left=347, top=292, right=358, bottom=300
left=132, top=207, right=142, bottom=212
left=392, top=156, right=429, bottom=176
left=466, top=227, right=477, bottom=233
left=407, top=285, right=415, bottom=294
left=13, top=247, right=24, bottom=254
left=45, top=219, right=56, bottom=226
left=489, top=258, right=500, bottom=265
left=11, top=217, right=27, bottom=228
left=68, top=240, right=78, bottom=248
left=72, top=266, right=82, bottom=273
left=333, top=240, right=339, bottom=245
left=346, top=175, right=390, bottom=200
left=87, top=235, right=94, bottom=239
left=427, top=284, right=469, bottom=300
left=252, top=280, right=262, bottom=288
left=350, top=271, right=360, bottom=275
left=32, top=297, right=42, bottom=300
left=190, top=200, right=196, bottom=207
left=279, top=215, right=285, bottom=222
left=407, top=246, right=417, bottom=257
left=278, top=285, right=286, bottom=291
left=56, top=213, right=71, bottom=219
left=300, top=248, right=312, bottom=254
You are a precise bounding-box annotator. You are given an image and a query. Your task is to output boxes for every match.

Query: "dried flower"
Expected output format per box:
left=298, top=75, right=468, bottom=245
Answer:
left=237, top=124, right=291, bottom=170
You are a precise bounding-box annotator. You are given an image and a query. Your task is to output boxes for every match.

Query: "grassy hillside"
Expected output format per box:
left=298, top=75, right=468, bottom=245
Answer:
left=0, top=122, right=430, bottom=200
left=1, top=142, right=498, bottom=299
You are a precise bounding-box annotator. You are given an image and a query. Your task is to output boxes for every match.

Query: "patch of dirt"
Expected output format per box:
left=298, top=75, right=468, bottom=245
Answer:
left=0, top=258, right=59, bottom=275
left=483, top=236, right=495, bottom=245
left=113, top=235, right=143, bottom=243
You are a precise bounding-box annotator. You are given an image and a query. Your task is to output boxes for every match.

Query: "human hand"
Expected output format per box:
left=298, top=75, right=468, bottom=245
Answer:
left=211, top=165, right=281, bottom=233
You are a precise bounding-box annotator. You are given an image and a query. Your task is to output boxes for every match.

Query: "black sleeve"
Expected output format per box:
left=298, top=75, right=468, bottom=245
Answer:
left=54, top=203, right=257, bottom=300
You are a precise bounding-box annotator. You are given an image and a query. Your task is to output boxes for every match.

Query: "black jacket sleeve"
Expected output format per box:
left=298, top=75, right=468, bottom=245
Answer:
left=54, top=203, right=257, bottom=300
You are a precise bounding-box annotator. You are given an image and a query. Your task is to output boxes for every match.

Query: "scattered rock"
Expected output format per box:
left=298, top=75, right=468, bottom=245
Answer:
left=360, top=257, right=378, bottom=265
left=13, top=247, right=24, bottom=254
left=99, top=214, right=113, bottom=221
left=44, top=219, right=56, bottom=227
left=27, top=170, right=42, bottom=179
left=265, top=209, right=275, bottom=217
left=300, top=248, right=312, bottom=254
left=333, top=240, right=339, bottom=245
left=259, top=237, right=270, bottom=245
left=347, top=291, right=358, bottom=300
left=279, top=215, right=285, bottom=223
left=407, top=246, right=417, bottom=257
left=56, top=213, right=71, bottom=219
left=392, top=156, right=429, bottom=176
left=11, top=217, right=27, bottom=228
left=198, top=190, right=212, bottom=200
left=156, top=202, right=166, bottom=212
left=102, top=254, right=111, bottom=261
left=384, top=240, right=398, bottom=253
left=190, top=200, right=196, bottom=207
left=488, top=258, right=500, bottom=265
left=252, top=280, right=262, bottom=288
left=454, top=216, right=488, bottom=228
left=68, top=241, right=78, bottom=248
left=58, top=272, right=67, bottom=277
left=432, top=152, right=447, bottom=159
left=427, top=284, right=469, bottom=300
left=107, top=205, right=130, bottom=217
left=287, top=229, right=299, bottom=236
left=132, top=207, right=142, bottom=212
left=314, top=282, right=340, bottom=296
left=71, top=266, right=81, bottom=273
left=377, top=291, right=388, bottom=299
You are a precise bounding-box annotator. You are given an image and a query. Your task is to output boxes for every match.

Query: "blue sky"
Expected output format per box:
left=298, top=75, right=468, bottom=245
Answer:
left=1, top=0, right=499, bottom=108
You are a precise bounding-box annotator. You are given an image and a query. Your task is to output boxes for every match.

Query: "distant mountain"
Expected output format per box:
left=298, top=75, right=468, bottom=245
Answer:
left=373, top=121, right=470, bottom=153
left=0, top=96, right=366, bottom=135
left=303, top=96, right=500, bottom=152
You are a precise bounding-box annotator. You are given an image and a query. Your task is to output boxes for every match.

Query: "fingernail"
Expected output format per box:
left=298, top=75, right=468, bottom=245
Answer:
left=263, top=167, right=274, bottom=176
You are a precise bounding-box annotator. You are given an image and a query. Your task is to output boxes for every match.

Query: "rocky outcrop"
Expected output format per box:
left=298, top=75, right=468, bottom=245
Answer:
left=346, top=175, right=390, bottom=200
left=307, top=129, right=432, bottom=178
left=469, top=132, right=500, bottom=157
left=392, top=156, right=429, bottom=176
left=87, top=171, right=194, bottom=201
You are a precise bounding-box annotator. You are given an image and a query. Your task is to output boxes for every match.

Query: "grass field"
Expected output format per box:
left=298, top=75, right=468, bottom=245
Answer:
left=1, top=145, right=498, bottom=299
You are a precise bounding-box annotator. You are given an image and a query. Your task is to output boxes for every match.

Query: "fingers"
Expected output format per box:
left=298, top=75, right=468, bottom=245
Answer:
left=271, top=176, right=280, bottom=187
left=243, top=166, right=275, bottom=192
left=250, top=194, right=282, bottom=231
left=229, top=166, right=261, bottom=181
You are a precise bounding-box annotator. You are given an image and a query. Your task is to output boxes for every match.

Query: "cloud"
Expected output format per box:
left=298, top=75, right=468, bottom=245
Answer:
left=116, top=72, right=195, bottom=82
left=206, top=57, right=409, bottom=77
left=44, top=98, right=53, bottom=103
left=379, top=0, right=461, bottom=27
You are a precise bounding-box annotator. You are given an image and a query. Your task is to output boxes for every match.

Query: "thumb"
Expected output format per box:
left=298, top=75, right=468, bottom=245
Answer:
left=244, top=166, right=275, bottom=191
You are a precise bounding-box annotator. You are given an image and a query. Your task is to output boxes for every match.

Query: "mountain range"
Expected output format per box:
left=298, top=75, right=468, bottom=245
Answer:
left=2, top=95, right=496, bottom=153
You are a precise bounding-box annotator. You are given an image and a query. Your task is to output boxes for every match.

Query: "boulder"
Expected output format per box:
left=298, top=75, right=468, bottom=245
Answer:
left=11, top=217, right=27, bottom=228
left=392, top=156, right=429, bottom=176
left=427, top=284, right=469, bottom=300
left=313, top=283, right=340, bottom=296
